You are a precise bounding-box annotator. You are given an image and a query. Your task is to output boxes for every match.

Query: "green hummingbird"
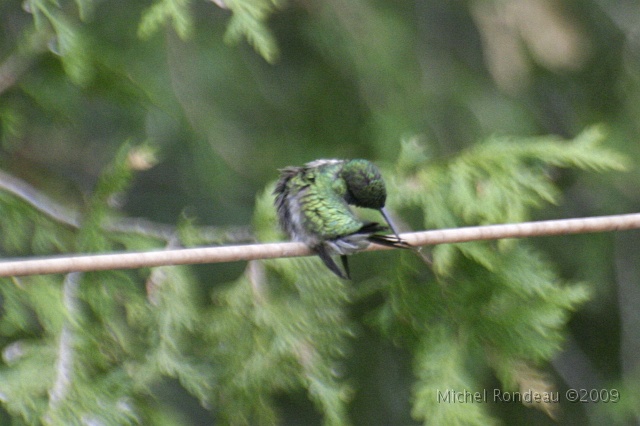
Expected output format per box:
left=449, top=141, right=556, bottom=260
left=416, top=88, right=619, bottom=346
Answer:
left=274, top=159, right=410, bottom=279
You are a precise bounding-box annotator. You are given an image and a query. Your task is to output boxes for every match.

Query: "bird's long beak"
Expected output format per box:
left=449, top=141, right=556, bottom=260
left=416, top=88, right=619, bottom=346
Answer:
left=380, top=207, right=402, bottom=240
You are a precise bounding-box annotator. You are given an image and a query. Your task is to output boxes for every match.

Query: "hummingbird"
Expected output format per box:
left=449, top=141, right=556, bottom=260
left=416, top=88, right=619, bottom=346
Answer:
left=274, top=159, right=410, bottom=279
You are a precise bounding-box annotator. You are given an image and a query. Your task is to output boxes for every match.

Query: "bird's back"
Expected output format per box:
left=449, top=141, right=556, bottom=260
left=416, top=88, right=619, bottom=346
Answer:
left=274, top=162, right=364, bottom=246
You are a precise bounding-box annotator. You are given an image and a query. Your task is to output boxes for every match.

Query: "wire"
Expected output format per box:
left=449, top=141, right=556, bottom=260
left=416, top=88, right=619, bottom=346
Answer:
left=1, top=213, right=639, bottom=277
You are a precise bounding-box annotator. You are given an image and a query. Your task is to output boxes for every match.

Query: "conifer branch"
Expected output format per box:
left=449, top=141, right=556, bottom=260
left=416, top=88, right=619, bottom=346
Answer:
left=48, top=272, right=81, bottom=411
left=0, top=170, right=253, bottom=243
left=1, top=213, right=639, bottom=277
left=0, top=170, right=82, bottom=228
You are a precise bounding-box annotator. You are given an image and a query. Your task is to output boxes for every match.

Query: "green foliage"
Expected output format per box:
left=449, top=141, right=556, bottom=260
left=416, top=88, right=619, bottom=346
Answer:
left=26, top=0, right=95, bottom=85
left=205, top=189, right=355, bottom=424
left=0, top=144, right=209, bottom=425
left=138, top=0, right=194, bottom=40
left=2, top=0, right=638, bottom=423
left=139, top=0, right=282, bottom=62
left=411, top=325, right=500, bottom=426
left=376, top=127, right=625, bottom=424
left=0, top=127, right=629, bottom=424
left=222, top=0, right=284, bottom=63
left=23, top=0, right=282, bottom=79
left=394, top=126, right=627, bottom=231
left=77, top=141, right=136, bottom=252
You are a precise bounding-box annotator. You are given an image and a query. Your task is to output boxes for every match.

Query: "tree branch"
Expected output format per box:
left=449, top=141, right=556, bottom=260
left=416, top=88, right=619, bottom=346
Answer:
left=1, top=213, right=639, bottom=277
left=0, top=169, right=253, bottom=243
left=47, top=272, right=81, bottom=413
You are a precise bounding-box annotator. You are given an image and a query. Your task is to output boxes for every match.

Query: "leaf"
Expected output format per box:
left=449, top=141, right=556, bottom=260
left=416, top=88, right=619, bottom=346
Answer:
left=32, top=1, right=94, bottom=85
left=378, top=126, right=625, bottom=422
left=138, top=0, right=193, bottom=40
left=412, top=325, right=500, bottom=426
left=223, top=0, right=283, bottom=63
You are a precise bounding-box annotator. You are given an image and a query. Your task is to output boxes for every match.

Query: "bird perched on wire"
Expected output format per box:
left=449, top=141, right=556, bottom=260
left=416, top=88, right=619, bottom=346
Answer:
left=274, top=159, right=411, bottom=279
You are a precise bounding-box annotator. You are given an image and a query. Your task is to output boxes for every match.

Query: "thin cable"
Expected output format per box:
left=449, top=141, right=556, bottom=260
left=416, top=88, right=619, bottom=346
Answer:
left=0, top=213, right=639, bottom=277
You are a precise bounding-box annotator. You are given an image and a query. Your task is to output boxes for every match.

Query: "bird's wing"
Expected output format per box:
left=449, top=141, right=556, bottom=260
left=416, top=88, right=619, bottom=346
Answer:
left=274, top=164, right=362, bottom=241
left=300, top=182, right=364, bottom=239
left=273, top=166, right=301, bottom=236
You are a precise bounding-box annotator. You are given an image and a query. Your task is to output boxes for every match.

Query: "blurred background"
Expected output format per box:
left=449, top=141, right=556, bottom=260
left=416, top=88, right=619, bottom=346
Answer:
left=1, top=0, right=639, bottom=424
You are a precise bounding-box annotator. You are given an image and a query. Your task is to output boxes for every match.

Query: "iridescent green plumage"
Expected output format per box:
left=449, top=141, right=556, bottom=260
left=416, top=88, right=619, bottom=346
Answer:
left=274, top=159, right=409, bottom=279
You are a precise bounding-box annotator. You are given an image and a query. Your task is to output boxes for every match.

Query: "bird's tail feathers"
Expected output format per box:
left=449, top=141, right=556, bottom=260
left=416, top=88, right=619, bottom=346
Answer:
left=359, top=221, right=412, bottom=249
left=315, top=245, right=351, bottom=279
left=367, top=233, right=413, bottom=249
